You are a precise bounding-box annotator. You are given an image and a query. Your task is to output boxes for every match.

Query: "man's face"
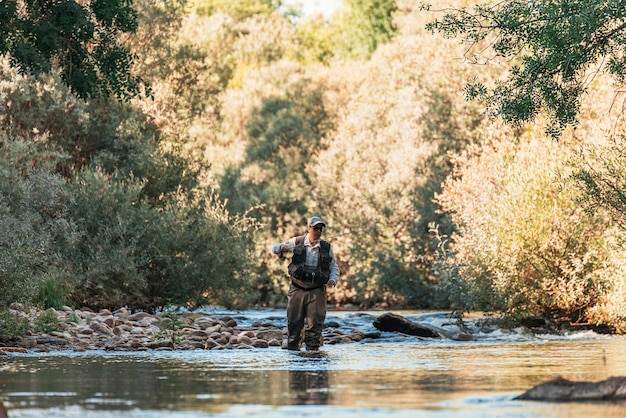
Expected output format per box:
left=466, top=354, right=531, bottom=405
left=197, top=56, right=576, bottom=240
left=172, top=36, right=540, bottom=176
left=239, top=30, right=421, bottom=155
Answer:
left=308, top=224, right=324, bottom=241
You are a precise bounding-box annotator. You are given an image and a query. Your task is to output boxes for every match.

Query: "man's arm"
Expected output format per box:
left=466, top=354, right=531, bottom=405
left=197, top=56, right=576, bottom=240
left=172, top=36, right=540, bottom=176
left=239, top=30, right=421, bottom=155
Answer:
left=327, top=248, right=340, bottom=286
left=271, top=237, right=296, bottom=255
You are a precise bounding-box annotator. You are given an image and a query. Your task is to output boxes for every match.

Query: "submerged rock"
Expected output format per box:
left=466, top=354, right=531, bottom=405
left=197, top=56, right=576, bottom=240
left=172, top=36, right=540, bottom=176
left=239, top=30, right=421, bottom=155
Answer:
left=516, top=376, right=626, bottom=401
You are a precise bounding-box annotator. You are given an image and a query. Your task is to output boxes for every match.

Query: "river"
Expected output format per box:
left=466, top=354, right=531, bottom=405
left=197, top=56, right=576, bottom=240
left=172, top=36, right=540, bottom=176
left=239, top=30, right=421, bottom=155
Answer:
left=2, top=309, right=626, bottom=417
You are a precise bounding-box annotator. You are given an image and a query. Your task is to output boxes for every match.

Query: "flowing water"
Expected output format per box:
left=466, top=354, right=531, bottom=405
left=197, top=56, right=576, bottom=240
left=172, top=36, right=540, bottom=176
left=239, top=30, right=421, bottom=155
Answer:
left=2, top=310, right=626, bottom=417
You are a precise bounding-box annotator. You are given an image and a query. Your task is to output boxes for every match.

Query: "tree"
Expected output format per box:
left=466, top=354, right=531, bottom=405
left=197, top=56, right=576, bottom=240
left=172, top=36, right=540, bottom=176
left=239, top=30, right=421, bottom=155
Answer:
left=423, top=0, right=626, bottom=136
left=194, top=0, right=285, bottom=21
left=0, top=0, right=146, bottom=100
left=334, top=0, right=398, bottom=59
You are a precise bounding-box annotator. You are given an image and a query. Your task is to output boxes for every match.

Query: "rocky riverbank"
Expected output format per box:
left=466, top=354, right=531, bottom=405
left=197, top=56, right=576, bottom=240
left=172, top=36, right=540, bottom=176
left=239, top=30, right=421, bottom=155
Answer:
left=0, top=305, right=382, bottom=354
left=1, top=305, right=588, bottom=355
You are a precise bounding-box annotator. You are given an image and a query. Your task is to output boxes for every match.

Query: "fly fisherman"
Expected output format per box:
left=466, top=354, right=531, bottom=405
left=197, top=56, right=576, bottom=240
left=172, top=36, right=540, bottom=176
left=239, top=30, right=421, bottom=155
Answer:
left=272, top=216, right=340, bottom=351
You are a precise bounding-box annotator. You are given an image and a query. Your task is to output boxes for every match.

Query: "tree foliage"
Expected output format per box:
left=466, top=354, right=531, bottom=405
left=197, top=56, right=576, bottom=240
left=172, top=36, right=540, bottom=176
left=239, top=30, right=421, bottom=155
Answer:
left=436, top=127, right=626, bottom=328
left=423, top=0, right=626, bottom=136
left=4, top=0, right=626, bottom=333
left=314, top=34, right=484, bottom=306
left=194, top=0, right=284, bottom=20
left=291, top=0, right=398, bottom=63
left=571, top=137, right=626, bottom=233
left=0, top=58, right=256, bottom=311
left=333, top=0, right=399, bottom=59
left=0, top=137, right=77, bottom=310
left=0, top=0, right=146, bottom=100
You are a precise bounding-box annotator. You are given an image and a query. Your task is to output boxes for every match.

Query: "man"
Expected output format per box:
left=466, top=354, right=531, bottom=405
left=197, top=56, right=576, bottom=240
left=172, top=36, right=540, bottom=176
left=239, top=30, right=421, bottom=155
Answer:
left=272, top=216, right=340, bottom=351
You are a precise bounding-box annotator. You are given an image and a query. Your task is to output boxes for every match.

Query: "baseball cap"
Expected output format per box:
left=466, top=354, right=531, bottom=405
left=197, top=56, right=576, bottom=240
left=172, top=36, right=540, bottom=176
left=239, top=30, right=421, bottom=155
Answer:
left=307, top=216, right=326, bottom=227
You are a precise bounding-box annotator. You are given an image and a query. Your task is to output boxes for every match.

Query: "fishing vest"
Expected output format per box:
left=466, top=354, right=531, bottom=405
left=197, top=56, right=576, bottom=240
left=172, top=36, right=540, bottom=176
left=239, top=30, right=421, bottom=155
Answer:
left=288, top=234, right=332, bottom=289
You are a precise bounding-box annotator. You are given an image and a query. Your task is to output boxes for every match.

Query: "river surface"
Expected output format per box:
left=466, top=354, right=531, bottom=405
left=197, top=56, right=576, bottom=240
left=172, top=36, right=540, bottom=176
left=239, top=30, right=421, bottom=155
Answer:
left=2, top=309, right=626, bottom=417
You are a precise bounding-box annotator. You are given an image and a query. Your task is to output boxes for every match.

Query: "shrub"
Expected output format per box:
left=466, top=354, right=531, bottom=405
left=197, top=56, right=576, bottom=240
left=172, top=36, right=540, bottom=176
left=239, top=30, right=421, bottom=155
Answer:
left=436, top=128, right=626, bottom=327
left=65, top=168, right=257, bottom=310
left=0, top=136, right=78, bottom=310
left=569, top=137, right=626, bottom=331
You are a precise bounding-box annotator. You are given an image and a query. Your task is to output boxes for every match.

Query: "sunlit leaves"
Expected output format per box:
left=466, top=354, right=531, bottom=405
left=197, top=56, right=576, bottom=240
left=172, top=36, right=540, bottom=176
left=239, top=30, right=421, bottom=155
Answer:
left=425, top=0, right=626, bottom=136
left=332, top=0, right=398, bottom=60
left=436, top=119, right=626, bottom=327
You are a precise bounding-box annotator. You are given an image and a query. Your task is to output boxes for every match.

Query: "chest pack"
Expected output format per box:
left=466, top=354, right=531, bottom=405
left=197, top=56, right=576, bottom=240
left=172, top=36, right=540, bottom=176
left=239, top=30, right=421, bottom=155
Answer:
left=288, top=234, right=332, bottom=289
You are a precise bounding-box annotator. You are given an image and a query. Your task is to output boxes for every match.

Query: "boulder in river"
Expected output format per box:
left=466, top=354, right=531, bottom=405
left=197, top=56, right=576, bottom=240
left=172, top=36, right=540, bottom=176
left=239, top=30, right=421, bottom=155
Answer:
left=373, top=312, right=440, bottom=338
left=515, top=376, right=626, bottom=401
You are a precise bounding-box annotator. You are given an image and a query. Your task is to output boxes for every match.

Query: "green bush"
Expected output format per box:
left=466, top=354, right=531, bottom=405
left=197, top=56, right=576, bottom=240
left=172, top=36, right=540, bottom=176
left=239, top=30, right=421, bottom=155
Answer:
left=65, top=168, right=257, bottom=310
left=0, top=136, right=78, bottom=310
left=34, top=310, right=61, bottom=334
left=0, top=310, right=31, bottom=342
left=0, top=55, right=258, bottom=312
left=35, top=279, right=69, bottom=310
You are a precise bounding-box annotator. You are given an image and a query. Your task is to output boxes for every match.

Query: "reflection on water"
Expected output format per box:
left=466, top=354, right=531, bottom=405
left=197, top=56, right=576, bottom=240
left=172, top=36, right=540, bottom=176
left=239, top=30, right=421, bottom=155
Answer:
left=289, top=370, right=329, bottom=405
left=1, top=311, right=626, bottom=417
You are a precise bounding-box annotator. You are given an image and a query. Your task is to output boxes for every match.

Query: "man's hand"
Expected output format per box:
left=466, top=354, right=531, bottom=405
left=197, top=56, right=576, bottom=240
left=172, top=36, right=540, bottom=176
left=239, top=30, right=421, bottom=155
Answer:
left=327, top=280, right=337, bottom=288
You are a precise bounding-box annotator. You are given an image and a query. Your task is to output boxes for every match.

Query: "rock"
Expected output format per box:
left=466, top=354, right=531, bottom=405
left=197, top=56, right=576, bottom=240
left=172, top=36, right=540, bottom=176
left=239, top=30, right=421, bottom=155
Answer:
left=251, top=339, right=269, bottom=348
left=239, top=335, right=253, bottom=345
left=34, top=336, right=70, bottom=346
left=99, top=315, right=116, bottom=328
left=130, top=327, right=144, bottom=335
left=90, top=322, right=112, bottom=335
left=324, top=336, right=343, bottom=345
left=194, top=318, right=218, bottom=330
left=20, top=337, right=38, bottom=348
left=204, top=338, right=220, bottom=349
left=214, top=336, right=229, bottom=345
left=220, top=316, right=237, bottom=327
left=350, top=330, right=366, bottom=341
left=238, top=330, right=255, bottom=339
left=113, top=307, right=129, bottom=317
left=203, top=324, right=221, bottom=334
left=268, top=338, right=282, bottom=346
left=0, top=347, right=29, bottom=354
left=129, top=339, right=144, bottom=349
left=127, top=312, right=153, bottom=322
left=516, top=376, right=626, bottom=401
left=256, top=330, right=284, bottom=342
left=187, top=340, right=206, bottom=349
left=372, top=313, right=441, bottom=338
left=50, top=331, right=69, bottom=339
left=111, top=325, right=129, bottom=336
left=187, top=330, right=209, bottom=339
left=141, top=317, right=162, bottom=327
left=146, top=339, right=174, bottom=349
left=451, top=332, right=474, bottom=341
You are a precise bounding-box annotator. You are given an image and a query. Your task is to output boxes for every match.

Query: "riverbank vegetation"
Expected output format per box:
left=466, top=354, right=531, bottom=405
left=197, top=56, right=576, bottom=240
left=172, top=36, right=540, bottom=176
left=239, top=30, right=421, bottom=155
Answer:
left=1, top=0, right=626, bottom=337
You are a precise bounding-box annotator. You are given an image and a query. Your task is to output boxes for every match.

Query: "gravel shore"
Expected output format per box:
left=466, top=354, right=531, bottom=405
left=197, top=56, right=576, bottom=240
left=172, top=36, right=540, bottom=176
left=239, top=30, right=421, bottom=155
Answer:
left=0, top=305, right=379, bottom=354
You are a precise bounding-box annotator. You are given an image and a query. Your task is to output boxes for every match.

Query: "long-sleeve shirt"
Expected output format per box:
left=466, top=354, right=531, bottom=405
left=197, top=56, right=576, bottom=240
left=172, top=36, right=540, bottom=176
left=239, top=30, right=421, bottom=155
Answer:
left=272, top=235, right=340, bottom=284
